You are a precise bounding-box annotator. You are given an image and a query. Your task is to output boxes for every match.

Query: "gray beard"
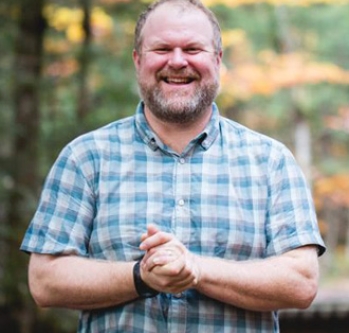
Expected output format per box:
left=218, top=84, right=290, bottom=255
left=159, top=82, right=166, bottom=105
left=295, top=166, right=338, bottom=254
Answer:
left=139, top=81, right=219, bottom=125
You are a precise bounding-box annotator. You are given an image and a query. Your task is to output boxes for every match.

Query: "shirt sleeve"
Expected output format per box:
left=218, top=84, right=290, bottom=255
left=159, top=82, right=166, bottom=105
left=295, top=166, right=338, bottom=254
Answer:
left=265, top=145, right=326, bottom=257
left=20, top=143, right=96, bottom=257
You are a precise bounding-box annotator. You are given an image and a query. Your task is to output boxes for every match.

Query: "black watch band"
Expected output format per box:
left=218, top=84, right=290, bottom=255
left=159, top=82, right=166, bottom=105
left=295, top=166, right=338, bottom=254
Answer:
left=133, top=261, right=159, bottom=298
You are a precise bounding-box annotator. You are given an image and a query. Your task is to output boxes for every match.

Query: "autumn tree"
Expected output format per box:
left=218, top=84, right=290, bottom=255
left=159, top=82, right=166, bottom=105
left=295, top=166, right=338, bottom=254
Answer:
left=1, top=0, right=348, bottom=332
left=3, top=0, right=46, bottom=332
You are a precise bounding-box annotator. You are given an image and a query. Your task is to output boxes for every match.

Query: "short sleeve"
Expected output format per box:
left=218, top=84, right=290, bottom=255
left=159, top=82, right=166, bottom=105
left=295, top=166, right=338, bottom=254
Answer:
left=265, top=147, right=326, bottom=257
left=20, top=143, right=96, bottom=256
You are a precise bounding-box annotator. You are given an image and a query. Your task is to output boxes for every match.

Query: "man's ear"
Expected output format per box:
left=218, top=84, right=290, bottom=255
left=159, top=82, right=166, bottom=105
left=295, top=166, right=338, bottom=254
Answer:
left=133, top=49, right=141, bottom=70
left=216, top=50, right=223, bottom=66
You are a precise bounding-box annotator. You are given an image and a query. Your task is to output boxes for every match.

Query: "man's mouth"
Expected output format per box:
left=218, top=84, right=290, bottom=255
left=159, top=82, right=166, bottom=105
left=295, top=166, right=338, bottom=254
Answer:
left=158, top=70, right=200, bottom=85
left=163, top=76, right=194, bottom=84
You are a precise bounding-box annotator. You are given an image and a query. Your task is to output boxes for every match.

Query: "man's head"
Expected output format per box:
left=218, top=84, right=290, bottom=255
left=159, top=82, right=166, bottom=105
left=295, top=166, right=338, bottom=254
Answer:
left=133, top=0, right=223, bottom=125
left=134, top=0, right=222, bottom=55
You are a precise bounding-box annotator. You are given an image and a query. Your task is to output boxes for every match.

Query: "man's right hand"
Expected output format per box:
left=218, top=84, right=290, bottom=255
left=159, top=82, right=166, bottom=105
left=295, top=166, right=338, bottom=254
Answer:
left=139, top=224, right=201, bottom=294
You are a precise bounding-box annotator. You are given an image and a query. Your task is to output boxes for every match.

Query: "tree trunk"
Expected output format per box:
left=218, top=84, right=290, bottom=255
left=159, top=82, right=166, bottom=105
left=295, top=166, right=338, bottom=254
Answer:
left=274, top=6, right=313, bottom=183
left=322, top=203, right=340, bottom=273
left=345, top=208, right=349, bottom=258
left=77, top=0, right=92, bottom=123
left=4, top=0, right=46, bottom=332
left=294, top=111, right=312, bottom=181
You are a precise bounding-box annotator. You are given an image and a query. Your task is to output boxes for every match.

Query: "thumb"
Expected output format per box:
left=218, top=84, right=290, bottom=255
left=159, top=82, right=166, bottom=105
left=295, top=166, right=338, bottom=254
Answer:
left=140, top=223, right=160, bottom=242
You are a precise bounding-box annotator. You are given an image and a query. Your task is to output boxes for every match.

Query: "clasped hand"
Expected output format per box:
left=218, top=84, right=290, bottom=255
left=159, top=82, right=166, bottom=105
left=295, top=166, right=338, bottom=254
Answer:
left=138, top=224, right=201, bottom=294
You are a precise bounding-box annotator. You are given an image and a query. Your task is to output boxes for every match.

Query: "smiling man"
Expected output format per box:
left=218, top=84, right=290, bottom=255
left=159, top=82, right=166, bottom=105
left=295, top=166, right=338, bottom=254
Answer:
left=134, top=1, right=221, bottom=128
left=21, top=1, right=325, bottom=332
left=133, top=0, right=223, bottom=154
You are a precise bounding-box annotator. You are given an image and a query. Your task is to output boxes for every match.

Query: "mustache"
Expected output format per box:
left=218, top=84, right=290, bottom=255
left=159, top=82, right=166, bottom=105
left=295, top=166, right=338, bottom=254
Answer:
left=156, top=69, right=201, bottom=81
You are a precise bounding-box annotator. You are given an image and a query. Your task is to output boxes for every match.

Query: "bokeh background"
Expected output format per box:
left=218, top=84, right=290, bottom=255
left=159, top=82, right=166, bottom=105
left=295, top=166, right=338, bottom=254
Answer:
left=1, top=0, right=348, bottom=332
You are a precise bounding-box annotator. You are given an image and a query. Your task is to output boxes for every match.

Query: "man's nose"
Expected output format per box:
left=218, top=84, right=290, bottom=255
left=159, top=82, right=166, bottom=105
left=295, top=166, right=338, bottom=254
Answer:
left=168, top=48, right=188, bottom=68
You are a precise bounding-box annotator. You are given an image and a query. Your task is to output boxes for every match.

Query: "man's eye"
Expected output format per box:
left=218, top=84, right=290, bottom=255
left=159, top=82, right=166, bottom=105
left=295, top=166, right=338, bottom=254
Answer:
left=154, top=48, right=170, bottom=54
left=185, top=48, right=201, bottom=54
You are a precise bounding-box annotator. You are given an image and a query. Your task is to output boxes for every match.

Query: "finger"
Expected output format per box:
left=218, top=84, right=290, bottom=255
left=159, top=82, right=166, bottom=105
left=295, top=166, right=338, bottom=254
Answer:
left=147, top=224, right=160, bottom=235
left=140, top=224, right=160, bottom=242
left=139, top=231, right=173, bottom=251
left=169, top=273, right=197, bottom=291
left=143, top=249, right=177, bottom=270
left=140, top=232, right=148, bottom=242
left=142, top=245, right=179, bottom=265
left=150, top=265, right=197, bottom=293
left=141, top=256, right=198, bottom=294
left=151, top=257, right=187, bottom=278
left=152, top=254, right=199, bottom=284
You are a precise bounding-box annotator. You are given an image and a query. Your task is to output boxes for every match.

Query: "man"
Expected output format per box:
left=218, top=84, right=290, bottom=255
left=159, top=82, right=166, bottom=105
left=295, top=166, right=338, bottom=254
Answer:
left=21, top=0, right=325, bottom=332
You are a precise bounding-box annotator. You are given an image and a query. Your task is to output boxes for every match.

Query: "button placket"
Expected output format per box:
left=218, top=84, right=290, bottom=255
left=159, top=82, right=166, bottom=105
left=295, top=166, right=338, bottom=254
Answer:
left=172, top=156, right=190, bottom=240
left=176, top=157, right=187, bottom=209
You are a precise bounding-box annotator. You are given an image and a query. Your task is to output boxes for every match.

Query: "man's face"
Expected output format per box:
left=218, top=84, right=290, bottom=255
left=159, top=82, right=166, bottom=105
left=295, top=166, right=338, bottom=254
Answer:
left=133, top=4, right=222, bottom=124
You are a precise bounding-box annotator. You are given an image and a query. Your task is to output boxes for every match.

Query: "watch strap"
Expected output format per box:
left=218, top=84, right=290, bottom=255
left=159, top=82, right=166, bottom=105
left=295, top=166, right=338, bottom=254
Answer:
left=133, top=261, right=159, bottom=298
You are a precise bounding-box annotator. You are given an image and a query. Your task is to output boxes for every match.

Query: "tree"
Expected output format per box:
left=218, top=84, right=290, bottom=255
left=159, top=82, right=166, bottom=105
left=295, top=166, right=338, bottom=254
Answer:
left=77, top=0, right=92, bottom=122
left=3, top=0, right=46, bottom=332
left=1, top=0, right=348, bottom=331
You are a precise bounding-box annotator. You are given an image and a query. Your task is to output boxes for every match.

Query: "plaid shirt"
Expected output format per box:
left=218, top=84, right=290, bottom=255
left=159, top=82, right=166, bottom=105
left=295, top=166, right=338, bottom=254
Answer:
left=21, top=102, right=325, bottom=333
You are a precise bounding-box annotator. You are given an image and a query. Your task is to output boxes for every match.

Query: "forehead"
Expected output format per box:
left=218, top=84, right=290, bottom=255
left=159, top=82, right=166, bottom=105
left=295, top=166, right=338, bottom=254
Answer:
left=141, top=3, right=214, bottom=47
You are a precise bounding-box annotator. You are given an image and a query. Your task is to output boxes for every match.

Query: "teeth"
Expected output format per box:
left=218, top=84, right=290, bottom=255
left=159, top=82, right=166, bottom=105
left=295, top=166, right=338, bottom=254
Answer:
left=167, top=77, right=190, bottom=84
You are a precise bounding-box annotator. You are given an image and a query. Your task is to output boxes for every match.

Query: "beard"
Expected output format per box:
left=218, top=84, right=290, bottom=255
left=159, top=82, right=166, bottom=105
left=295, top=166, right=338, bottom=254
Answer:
left=138, top=71, right=220, bottom=125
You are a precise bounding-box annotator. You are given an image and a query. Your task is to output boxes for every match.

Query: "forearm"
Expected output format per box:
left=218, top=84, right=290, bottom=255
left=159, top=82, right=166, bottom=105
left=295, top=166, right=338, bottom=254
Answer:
left=138, top=226, right=320, bottom=312
left=29, top=253, right=138, bottom=310
left=195, top=246, right=319, bottom=312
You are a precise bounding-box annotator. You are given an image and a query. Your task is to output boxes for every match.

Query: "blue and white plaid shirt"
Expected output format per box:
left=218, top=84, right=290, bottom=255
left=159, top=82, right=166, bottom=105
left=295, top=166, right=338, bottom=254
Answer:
left=21, top=102, right=325, bottom=333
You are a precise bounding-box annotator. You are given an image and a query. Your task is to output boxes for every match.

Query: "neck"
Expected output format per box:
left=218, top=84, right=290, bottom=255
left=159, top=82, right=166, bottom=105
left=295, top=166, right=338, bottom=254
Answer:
left=144, top=106, right=212, bottom=154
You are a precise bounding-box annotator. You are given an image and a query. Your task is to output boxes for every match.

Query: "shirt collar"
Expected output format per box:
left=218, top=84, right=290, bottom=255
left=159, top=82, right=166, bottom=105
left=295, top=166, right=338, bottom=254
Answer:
left=135, top=101, right=220, bottom=153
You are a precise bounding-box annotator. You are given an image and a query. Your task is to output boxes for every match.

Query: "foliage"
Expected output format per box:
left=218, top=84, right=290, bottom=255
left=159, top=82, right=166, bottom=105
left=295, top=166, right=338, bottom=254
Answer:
left=314, top=174, right=349, bottom=209
left=1, top=0, right=349, bottom=332
left=204, top=0, right=349, bottom=6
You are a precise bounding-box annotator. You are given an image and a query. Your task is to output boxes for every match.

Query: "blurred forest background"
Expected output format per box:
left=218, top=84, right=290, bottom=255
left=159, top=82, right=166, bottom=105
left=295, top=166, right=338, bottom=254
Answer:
left=0, top=0, right=349, bottom=332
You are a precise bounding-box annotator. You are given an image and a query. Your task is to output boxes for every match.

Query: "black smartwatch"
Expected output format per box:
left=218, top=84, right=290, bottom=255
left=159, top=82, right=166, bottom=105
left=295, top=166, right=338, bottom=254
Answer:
left=133, top=261, right=159, bottom=298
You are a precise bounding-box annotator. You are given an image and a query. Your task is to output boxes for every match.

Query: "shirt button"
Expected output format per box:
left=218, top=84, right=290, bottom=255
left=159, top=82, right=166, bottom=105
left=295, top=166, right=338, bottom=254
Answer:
left=179, top=158, right=185, bottom=164
left=149, top=140, right=157, bottom=148
left=173, top=293, right=183, bottom=298
left=178, top=199, right=185, bottom=206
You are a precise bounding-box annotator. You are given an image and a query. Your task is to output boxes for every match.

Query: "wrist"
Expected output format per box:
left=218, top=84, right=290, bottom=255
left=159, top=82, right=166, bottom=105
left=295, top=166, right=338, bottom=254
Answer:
left=133, top=261, right=159, bottom=298
left=192, top=254, right=202, bottom=288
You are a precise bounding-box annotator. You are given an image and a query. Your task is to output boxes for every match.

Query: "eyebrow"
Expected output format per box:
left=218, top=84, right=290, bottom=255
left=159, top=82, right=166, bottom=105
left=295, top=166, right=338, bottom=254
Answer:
left=143, top=39, right=216, bottom=52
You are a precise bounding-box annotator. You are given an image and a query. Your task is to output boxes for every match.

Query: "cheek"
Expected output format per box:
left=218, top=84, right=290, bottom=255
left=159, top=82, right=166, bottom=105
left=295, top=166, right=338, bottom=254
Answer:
left=141, top=55, right=168, bottom=73
left=192, top=56, right=220, bottom=78
left=198, top=65, right=220, bottom=81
